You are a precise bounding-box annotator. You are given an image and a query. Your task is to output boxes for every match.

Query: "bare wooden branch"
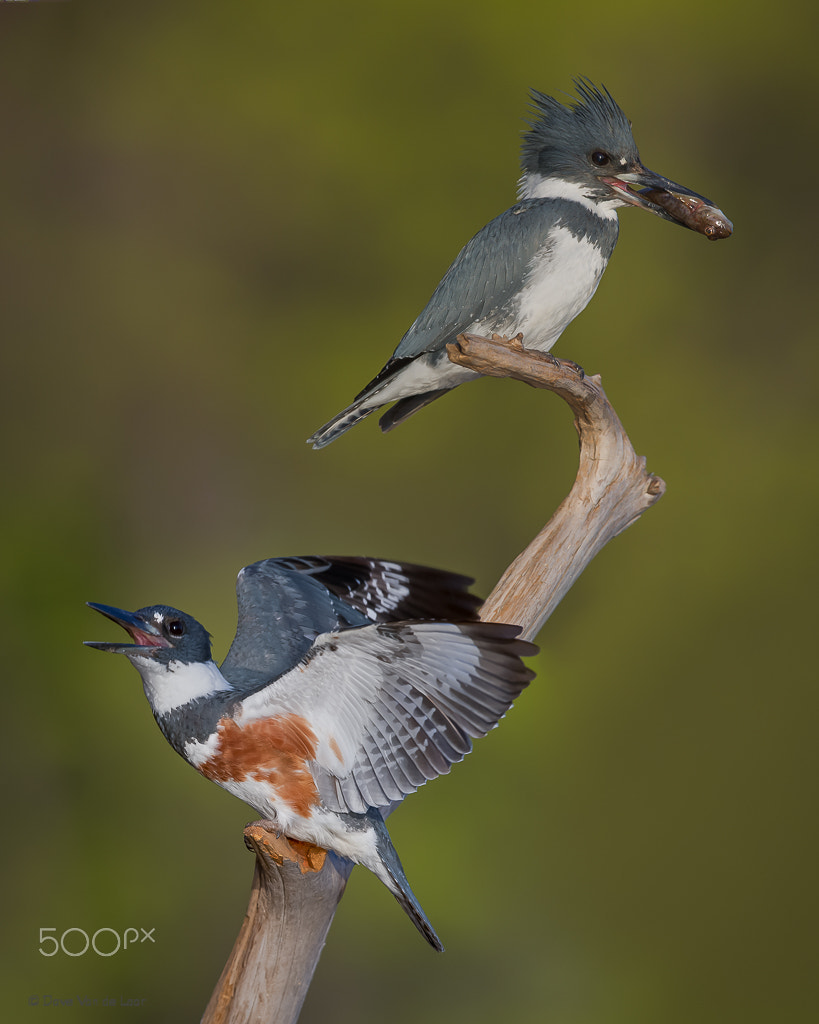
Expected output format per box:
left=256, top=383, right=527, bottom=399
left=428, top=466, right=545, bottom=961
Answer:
left=446, top=333, right=665, bottom=640
left=201, top=332, right=665, bottom=1022
left=201, top=827, right=352, bottom=1024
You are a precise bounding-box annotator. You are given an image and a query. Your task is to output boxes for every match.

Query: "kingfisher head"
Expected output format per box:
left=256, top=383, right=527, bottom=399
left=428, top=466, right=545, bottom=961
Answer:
left=85, top=603, right=231, bottom=718
left=86, top=603, right=212, bottom=662
left=519, top=78, right=717, bottom=222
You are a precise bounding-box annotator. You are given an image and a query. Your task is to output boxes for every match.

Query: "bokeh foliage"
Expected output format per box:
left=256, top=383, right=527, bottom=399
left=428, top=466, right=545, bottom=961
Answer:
left=2, top=1, right=817, bottom=1022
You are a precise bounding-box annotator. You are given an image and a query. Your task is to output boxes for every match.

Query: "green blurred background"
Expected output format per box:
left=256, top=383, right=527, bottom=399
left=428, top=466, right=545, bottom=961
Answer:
left=3, top=1, right=816, bottom=1021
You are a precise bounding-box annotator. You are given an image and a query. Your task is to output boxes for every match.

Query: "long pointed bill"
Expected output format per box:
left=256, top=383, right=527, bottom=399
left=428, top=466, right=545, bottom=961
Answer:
left=85, top=603, right=171, bottom=654
left=604, top=166, right=733, bottom=240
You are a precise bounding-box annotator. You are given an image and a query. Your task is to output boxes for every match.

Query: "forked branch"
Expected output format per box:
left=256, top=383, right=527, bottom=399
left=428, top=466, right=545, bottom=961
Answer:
left=200, top=333, right=665, bottom=1023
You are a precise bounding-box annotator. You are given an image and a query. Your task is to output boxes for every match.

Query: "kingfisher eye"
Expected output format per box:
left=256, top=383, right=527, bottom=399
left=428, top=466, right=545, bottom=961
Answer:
left=166, top=619, right=186, bottom=638
left=591, top=151, right=611, bottom=167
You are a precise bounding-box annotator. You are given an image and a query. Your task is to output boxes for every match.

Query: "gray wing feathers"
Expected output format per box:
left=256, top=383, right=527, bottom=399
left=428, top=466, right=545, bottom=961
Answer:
left=394, top=200, right=557, bottom=360
left=306, top=621, right=536, bottom=814
left=220, top=555, right=483, bottom=689
left=220, top=560, right=370, bottom=689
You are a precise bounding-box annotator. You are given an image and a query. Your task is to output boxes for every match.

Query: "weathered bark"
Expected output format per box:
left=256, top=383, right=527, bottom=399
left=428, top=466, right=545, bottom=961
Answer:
left=201, top=831, right=352, bottom=1024
left=200, top=333, right=665, bottom=1023
left=449, top=333, right=665, bottom=641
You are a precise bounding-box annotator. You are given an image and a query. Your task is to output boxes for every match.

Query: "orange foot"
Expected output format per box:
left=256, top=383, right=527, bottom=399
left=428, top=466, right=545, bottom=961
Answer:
left=243, top=821, right=329, bottom=874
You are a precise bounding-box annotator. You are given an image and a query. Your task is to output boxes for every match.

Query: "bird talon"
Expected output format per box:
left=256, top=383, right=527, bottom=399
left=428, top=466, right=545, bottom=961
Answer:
left=490, top=332, right=525, bottom=351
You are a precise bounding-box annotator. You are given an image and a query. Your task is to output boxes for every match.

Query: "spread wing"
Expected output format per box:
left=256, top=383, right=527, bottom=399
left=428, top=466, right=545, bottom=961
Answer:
left=269, top=555, right=481, bottom=622
left=220, top=559, right=369, bottom=690
left=236, top=620, right=537, bottom=814
left=392, top=199, right=559, bottom=360
left=220, top=557, right=481, bottom=690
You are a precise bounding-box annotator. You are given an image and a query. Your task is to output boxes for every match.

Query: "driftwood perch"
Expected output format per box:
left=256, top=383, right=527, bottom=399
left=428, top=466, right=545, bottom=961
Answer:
left=200, top=333, right=665, bottom=1024
left=450, top=333, right=665, bottom=637
left=201, top=830, right=352, bottom=1024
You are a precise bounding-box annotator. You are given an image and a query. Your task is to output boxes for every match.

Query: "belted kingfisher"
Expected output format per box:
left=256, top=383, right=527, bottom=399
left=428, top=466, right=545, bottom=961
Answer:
left=308, top=79, right=730, bottom=448
left=86, top=556, right=535, bottom=951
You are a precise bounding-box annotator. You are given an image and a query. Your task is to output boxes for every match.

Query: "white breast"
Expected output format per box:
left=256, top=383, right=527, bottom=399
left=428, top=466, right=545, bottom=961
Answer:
left=512, top=225, right=608, bottom=352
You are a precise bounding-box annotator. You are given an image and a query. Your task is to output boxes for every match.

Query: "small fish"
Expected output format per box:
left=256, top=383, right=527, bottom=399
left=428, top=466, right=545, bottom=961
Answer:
left=639, top=188, right=733, bottom=240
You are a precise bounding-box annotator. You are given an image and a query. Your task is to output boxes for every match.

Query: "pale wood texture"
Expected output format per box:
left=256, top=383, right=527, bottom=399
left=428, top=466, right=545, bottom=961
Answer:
left=448, top=333, right=665, bottom=640
left=200, top=828, right=352, bottom=1024
left=200, top=333, right=665, bottom=1023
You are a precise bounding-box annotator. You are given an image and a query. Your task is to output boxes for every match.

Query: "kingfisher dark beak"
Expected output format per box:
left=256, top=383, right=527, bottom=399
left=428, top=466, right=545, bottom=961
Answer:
left=85, top=603, right=171, bottom=655
left=603, top=164, right=733, bottom=239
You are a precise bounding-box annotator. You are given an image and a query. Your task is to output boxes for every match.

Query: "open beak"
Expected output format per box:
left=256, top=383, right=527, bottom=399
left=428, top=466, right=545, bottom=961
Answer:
left=85, top=602, right=171, bottom=655
left=603, top=165, right=733, bottom=239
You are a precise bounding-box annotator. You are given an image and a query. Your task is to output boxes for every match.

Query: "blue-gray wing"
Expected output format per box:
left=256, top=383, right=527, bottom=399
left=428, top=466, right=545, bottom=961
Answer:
left=236, top=620, right=537, bottom=814
left=220, top=559, right=371, bottom=690
left=393, top=199, right=559, bottom=360
left=220, top=557, right=482, bottom=690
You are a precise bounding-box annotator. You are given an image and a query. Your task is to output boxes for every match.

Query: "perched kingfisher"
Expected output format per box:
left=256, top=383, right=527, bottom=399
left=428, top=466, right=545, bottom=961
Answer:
left=308, top=79, right=730, bottom=448
left=86, top=556, right=536, bottom=951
